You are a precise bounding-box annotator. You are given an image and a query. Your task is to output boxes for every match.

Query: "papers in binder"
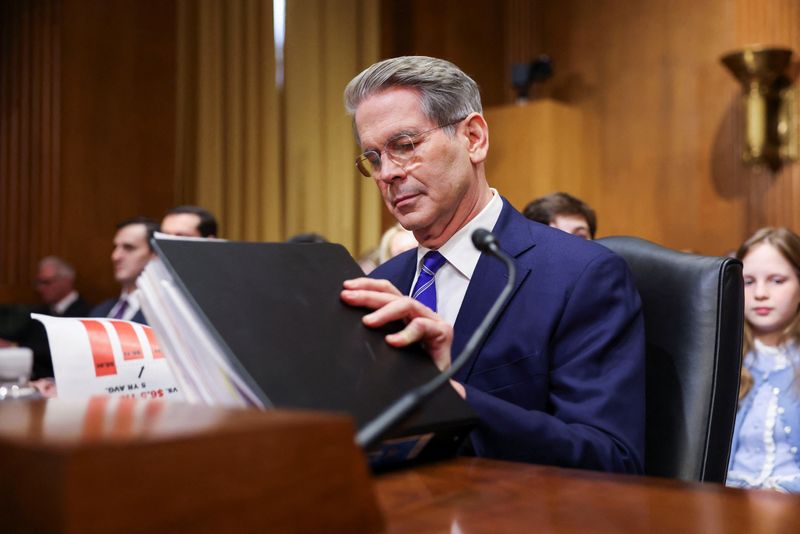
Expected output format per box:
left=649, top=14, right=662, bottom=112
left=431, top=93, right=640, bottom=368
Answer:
left=137, top=257, right=265, bottom=408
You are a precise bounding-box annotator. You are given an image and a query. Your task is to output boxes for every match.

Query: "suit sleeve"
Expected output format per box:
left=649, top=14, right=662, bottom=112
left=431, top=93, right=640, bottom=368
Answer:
left=463, top=252, right=646, bottom=474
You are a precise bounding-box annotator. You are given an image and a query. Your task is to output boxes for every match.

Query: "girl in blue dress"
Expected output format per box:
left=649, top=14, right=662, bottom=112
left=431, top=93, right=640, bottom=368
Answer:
left=727, top=227, right=800, bottom=492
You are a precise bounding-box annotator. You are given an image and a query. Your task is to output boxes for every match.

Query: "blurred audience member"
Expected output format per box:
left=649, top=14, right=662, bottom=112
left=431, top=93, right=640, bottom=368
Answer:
left=161, top=205, right=218, bottom=238
left=0, top=256, right=92, bottom=379
left=33, top=256, right=92, bottom=317
left=357, top=248, right=380, bottom=274
left=523, top=191, right=597, bottom=239
left=90, top=217, right=158, bottom=324
left=378, top=223, right=418, bottom=264
left=727, top=227, right=800, bottom=492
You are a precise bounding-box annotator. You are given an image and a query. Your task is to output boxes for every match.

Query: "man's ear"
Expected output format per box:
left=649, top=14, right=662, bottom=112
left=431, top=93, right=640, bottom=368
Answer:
left=463, top=113, right=489, bottom=164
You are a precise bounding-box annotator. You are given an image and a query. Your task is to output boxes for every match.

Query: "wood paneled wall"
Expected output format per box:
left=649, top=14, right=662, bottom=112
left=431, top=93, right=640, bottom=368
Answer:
left=1, top=0, right=177, bottom=305
left=3, top=0, right=798, bottom=305
left=60, top=0, right=177, bottom=303
left=380, top=0, right=800, bottom=254
left=380, top=0, right=507, bottom=107
left=0, top=0, right=61, bottom=303
left=732, top=0, right=800, bottom=238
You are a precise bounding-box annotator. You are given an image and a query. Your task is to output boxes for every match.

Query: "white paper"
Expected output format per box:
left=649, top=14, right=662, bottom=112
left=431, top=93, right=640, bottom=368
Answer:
left=33, top=314, right=183, bottom=401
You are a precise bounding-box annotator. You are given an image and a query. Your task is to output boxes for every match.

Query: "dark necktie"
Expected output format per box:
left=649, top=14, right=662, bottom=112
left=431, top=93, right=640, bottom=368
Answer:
left=111, top=298, right=129, bottom=320
left=411, top=251, right=446, bottom=312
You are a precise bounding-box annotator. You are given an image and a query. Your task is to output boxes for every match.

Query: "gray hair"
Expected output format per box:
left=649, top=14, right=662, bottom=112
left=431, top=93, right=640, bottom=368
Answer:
left=344, top=56, right=483, bottom=143
left=39, top=256, right=75, bottom=279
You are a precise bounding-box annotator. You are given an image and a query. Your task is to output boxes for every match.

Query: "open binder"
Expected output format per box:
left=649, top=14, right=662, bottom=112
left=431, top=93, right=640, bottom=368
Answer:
left=138, top=237, right=475, bottom=465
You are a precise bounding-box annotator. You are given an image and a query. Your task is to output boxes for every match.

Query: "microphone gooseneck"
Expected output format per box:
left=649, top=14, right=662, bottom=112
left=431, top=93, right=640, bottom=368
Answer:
left=355, top=228, right=517, bottom=450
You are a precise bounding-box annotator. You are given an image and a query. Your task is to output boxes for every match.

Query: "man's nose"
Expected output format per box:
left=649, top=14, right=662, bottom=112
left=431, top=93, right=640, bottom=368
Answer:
left=376, top=155, right=406, bottom=183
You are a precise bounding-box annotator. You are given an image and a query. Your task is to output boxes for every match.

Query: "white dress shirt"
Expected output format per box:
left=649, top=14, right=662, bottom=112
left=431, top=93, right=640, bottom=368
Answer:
left=52, top=290, right=79, bottom=315
left=409, top=189, right=503, bottom=326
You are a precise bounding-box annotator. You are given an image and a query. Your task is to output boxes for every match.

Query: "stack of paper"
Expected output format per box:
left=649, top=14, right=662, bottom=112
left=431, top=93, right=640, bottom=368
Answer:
left=137, top=256, right=264, bottom=408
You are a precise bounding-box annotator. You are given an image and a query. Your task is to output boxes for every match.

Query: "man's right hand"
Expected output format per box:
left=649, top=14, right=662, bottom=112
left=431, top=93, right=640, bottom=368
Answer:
left=340, top=277, right=454, bottom=373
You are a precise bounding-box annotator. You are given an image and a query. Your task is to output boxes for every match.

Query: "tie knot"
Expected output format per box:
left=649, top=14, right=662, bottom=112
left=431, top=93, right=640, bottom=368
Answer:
left=421, top=251, right=446, bottom=275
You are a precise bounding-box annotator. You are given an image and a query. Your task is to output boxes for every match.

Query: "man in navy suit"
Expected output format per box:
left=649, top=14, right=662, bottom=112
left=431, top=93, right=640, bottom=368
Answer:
left=90, top=217, right=159, bottom=324
left=340, top=56, right=645, bottom=473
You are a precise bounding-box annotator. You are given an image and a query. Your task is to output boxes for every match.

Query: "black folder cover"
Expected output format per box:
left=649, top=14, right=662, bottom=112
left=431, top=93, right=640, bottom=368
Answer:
left=151, top=238, right=475, bottom=463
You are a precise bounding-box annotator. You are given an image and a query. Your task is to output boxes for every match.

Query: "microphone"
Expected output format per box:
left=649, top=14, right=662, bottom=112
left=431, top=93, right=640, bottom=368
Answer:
left=356, top=228, right=517, bottom=450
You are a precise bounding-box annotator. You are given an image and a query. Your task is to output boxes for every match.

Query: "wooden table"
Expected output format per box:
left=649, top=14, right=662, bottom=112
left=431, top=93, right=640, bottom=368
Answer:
left=0, top=399, right=383, bottom=533
left=374, top=458, right=800, bottom=533
left=5, top=398, right=799, bottom=532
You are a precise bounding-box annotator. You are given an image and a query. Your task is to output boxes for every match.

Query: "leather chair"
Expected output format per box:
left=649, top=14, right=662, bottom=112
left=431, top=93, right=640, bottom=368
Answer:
left=598, top=236, right=744, bottom=483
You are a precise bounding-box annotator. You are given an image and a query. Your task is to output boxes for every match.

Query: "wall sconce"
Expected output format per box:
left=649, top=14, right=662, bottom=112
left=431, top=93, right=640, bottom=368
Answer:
left=721, top=45, right=797, bottom=171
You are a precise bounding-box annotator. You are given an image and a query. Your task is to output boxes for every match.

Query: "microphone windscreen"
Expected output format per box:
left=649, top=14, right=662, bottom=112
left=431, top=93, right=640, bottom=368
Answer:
left=471, top=229, right=497, bottom=252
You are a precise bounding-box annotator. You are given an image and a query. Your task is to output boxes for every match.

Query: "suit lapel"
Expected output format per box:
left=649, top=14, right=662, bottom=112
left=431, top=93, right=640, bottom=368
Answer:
left=371, top=248, right=417, bottom=294
left=452, top=199, right=534, bottom=382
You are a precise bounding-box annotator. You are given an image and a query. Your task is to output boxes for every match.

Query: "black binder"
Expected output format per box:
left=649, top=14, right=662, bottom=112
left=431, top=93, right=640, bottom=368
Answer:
left=150, top=237, right=475, bottom=466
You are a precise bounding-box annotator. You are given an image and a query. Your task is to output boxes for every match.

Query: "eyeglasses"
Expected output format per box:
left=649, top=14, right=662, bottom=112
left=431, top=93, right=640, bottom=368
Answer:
left=355, top=117, right=466, bottom=178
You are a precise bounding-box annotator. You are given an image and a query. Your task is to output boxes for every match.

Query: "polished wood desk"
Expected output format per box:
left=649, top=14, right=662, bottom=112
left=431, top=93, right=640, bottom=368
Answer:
left=375, top=458, right=800, bottom=533
left=0, top=399, right=383, bottom=533
left=5, top=399, right=800, bottom=532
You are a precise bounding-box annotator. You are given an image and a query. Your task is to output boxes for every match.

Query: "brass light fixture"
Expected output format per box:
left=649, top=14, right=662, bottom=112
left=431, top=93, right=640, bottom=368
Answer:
left=721, top=45, right=797, bottom=171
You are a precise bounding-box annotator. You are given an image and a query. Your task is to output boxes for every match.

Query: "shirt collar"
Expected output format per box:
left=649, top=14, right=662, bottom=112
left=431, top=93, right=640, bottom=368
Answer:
left=52, top=290, right=79, bottom=315
left=416, top=189, right=503, bottom=279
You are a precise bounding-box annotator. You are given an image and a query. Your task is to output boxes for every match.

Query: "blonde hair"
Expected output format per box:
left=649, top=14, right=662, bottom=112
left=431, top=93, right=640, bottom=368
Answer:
left=736, top=227, right=800, bottom=399
left=378, top=223, right=417, bottom=264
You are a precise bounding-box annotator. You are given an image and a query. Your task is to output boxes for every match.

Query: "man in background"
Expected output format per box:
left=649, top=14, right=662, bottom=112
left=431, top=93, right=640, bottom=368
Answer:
left=33, top=256, right=92, bottom=317
left=90, top=217, right=159, bottom=324
left=161, top=205, right=218, bottom=238
left=0, top=256, right=92, bottom=378
left=523, top=191, right=597, bottom=239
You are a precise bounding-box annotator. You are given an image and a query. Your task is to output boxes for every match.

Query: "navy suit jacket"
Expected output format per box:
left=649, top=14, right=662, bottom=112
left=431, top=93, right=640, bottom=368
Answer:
left=90, top=298, right=147, bottom=325
left=370, top=198, right=646, bottom=473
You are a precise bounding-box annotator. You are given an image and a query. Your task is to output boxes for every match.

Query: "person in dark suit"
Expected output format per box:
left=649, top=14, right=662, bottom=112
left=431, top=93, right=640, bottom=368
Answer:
left=161, top=205, right=218, bottom=238
left=1, top=256, right=93, bottom=379
left=90, top=217, right=159, bottom=324
left=339, top=56, right=645, bottom=473
left=32, top=256, right=92, bottom=317
left=523, top=191, right=597, bottom=240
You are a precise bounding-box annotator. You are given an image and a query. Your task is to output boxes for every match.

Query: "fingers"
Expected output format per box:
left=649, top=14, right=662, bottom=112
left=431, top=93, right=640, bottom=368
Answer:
left=342, top=277, right=403, bottom=295
left=362, top=295, right=436, bottom=328
left=340, top=287, right=401, bottom=312
left=341, top=277, right=406, bottom=311
left=385, top=316, right=453, bottom=372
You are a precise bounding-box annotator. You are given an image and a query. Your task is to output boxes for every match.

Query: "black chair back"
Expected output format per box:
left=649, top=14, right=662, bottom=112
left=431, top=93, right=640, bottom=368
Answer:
left=598, top=236, right=743, bottom=482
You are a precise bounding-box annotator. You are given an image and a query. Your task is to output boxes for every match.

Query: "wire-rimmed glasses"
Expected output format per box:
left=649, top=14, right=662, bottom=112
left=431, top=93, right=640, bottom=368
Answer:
left=355, top=117, right=466, bottom=178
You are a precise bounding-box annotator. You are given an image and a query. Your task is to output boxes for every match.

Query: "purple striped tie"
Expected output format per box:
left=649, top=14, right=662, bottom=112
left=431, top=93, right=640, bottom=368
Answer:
left=411, top=251, right=446, bottom=312
left=111, top=298, right=128, bottom=320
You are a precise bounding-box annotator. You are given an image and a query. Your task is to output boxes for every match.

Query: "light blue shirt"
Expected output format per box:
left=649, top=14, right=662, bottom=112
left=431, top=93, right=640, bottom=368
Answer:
left=727, top=341, right=800, bottom=492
